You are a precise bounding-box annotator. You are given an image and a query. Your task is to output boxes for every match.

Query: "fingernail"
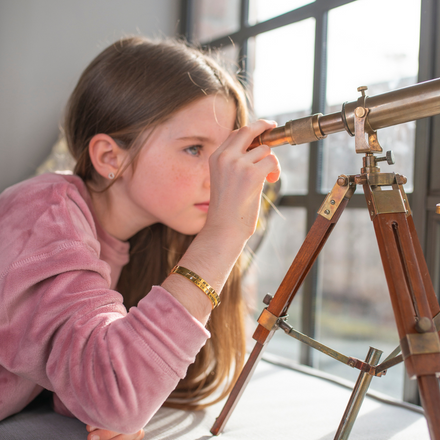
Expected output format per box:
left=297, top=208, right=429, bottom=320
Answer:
left=91, top=435, right=100, bottom=440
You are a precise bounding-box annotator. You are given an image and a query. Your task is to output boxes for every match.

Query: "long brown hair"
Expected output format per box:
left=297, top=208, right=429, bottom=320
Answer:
left=64, top=36, right=247, bottom=409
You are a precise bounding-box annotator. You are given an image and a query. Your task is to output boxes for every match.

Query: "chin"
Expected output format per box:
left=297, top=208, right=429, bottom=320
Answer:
left=169, top=224, right=204, bottom=236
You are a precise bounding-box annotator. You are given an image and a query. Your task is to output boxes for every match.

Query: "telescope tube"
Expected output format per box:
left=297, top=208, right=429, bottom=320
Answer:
left=249, top=78, right=440, bottom=149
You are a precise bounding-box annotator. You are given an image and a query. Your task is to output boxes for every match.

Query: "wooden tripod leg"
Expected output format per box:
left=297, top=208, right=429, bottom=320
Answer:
left=408, top=214, right=440, bottom=436
left=371, top=210, right=440, bottom=439
left=407, top=215, right=440, bottom=318
left=210, top=340, right=267, bottom=436
left=211, top=181, right=354, bottom=435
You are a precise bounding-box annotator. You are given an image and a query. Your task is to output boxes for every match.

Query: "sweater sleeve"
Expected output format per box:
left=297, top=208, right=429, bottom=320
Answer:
left=45, top=280, right=209, bottom=433
left=0, top=175, right=210, bottom=433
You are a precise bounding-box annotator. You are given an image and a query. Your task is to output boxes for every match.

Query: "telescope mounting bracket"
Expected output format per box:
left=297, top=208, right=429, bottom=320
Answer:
left=354, top=86, right=383, bottom=154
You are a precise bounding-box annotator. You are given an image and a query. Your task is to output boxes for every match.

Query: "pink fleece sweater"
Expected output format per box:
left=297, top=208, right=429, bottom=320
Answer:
left=0, top=173, right=209, bottom=433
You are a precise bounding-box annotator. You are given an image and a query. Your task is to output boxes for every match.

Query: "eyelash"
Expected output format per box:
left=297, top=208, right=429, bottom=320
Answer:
left=185, top=145, right=203, bottom=157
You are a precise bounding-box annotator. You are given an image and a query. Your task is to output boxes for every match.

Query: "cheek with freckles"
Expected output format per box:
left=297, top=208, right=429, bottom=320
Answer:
left=168, top=163, right=201, bottom=191
left=145, top=161, right=202, bottom=214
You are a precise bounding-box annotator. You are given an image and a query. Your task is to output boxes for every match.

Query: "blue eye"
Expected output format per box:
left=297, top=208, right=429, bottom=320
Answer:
left=185, top=145, right=202, bottom=156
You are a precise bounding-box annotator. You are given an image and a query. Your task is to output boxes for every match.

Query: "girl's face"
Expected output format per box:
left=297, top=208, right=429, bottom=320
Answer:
left=121, top=94, right=237, bottom=236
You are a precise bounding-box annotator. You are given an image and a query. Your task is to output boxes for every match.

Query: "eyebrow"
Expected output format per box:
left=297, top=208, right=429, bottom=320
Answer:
left=176, top=135, right=210, bottom=142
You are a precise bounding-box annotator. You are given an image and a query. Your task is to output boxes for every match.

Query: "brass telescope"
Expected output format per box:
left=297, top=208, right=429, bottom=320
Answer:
left=249, top=77, right=440, bottom=149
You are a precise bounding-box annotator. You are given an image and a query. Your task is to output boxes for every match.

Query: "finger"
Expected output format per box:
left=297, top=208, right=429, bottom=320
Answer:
left=235, top=120, right=277, bottom=153
left=254, top=152, right=281, bottom=183
left=87, top=428, right=116, bottom=440
left=112, top=429, right=145, bottom=440
left=216, top=120, right=277, bottom=154
left=266, top=169, right=281, bottom=183
left=86, top=426, right=145, bottom=440
left=243, top=143, right=272, bottom=164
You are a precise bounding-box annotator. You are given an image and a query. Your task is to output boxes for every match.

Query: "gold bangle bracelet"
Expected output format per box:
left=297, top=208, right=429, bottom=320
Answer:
left=170, top=265, right=220, bottom=309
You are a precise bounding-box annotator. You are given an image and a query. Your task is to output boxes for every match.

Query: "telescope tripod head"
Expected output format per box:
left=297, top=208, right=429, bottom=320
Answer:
left=352, top=85, right=396, bottom=175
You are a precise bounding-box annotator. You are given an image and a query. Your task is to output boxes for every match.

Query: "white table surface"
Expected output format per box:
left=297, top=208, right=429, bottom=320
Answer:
left=0, top=357, right=430, bottom=440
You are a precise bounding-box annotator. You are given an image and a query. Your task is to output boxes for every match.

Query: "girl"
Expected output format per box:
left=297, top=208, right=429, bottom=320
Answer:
left=0, top=36, right=280, bottom=439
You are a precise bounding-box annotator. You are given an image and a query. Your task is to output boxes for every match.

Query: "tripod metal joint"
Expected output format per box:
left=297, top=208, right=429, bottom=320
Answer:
left=257, top=307, right=281, bottom=331
left=362, top=173, right=411, bottom=219
left=318, top=175, right=356, bottom=221
left=346, top=357, right=385, bottom=377
left=400, top=332, right=440, bottom=360
left=257, top=307, right=288, bottom=331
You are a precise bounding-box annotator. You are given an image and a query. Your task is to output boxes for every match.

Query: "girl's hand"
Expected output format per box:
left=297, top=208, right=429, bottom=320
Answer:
left=86, top=425, right=145, bottom=440
left=162, top=119, right=280, bottom=324
left=206, top=119, right=281, bottom=240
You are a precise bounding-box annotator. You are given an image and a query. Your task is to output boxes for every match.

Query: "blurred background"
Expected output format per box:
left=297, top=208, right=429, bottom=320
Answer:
left=0, top=0, right=179, bottom=193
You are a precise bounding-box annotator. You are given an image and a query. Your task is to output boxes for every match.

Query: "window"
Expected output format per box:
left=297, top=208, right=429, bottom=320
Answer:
left=182, top=0, right=440, bottom=404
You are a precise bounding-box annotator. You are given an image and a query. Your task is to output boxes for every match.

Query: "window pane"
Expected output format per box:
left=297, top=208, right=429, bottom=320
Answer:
left=214, top=44, right=241, bottom=78
left=249, top=19, right=315, bottom=194
left=246, top=207, right=307, bottom=361
left=192, top=0, right=241, bottom=43
left=249, top=0, right=315, bottom=24
left=216, top=44, right=240, bottom=66
left=316, top=209, right=403, bottom=399
left=321, top=0, right=421, bottom=193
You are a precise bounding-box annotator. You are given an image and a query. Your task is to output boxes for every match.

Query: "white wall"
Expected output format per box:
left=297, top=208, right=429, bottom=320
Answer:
left=0, top=0, right=180, bottom=192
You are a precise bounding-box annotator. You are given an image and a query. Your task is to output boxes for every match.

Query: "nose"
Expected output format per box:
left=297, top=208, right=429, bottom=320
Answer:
left=203, top=159, right=210, bottom=189
left=203, top=170, right=210, bottom=189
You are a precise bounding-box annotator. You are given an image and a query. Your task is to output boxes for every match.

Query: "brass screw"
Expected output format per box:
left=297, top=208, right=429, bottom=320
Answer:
left=357, top=85, right=368, bottom=96
left=324, top=209, right=330, bottom=215
left=354, top=106, right=366, bottom=118
left=330, top=200, right=335, bottom=205
left=337, top=176, right=348, bottom=186
left=415, top=317, right=432, bottom=333
left=263, top=294, right=273, bottom=305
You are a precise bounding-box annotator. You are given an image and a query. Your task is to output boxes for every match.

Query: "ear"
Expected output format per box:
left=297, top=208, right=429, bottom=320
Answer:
left=88, top=134, right=128, bottom=180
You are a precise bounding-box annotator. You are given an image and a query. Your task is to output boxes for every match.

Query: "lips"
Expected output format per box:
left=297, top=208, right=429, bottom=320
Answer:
left=195, top=202, right=209, bottom=212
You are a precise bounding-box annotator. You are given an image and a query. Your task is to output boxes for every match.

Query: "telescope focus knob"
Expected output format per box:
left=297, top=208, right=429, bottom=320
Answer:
left=376, top=150, right=395, bottom=165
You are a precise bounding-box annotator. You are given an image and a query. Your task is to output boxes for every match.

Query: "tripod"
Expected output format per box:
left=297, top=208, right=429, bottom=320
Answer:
left=211, top=108, right=440, bottom=439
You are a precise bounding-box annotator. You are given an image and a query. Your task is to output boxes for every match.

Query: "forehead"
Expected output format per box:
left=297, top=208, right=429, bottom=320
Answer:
left=162, top=95, right=237, bottom=139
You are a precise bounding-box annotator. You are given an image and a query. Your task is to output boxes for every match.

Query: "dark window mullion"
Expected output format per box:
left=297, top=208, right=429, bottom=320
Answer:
left=401, top=0, right=436, bottom=406
left=300, top=9, right=329, bottom=366
left=238, top=0, right=250, bottom=86
left=179, top=0, right=193, bottom=41
left=412, top=0, right=437, bottom=249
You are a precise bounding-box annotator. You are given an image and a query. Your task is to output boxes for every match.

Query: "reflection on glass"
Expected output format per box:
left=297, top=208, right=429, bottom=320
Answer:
left=316, top=209, right=403, bottom=399
left=250, top=19, right=315, bottom=194
left=249, top=0, right=315, bottom=24
left=321, top=0, right=421, bottom=193
left=192, top=0, right=241, bottom=43
left=246, top=207, right=306, bottom=360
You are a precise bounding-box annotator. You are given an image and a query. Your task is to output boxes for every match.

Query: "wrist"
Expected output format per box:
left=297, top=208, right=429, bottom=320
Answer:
left=161, top=225, right=246, bottom=324
left=170, top=265, right=220, bottom=309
